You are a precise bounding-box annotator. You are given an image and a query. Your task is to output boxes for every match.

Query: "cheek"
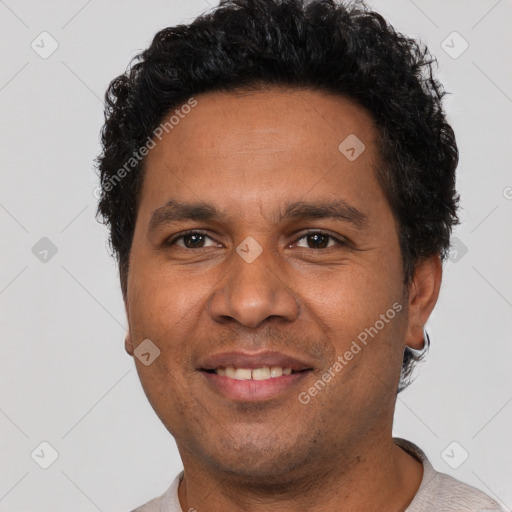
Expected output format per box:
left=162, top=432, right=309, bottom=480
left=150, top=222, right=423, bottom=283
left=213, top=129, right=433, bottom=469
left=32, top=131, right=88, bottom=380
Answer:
left=127, top=263, right=197, bottom=420
left=127, top=254, right=201, bottom=338
left=308, top=255, right=406, bottom=390
left=312, top=261, right=402, bottom=330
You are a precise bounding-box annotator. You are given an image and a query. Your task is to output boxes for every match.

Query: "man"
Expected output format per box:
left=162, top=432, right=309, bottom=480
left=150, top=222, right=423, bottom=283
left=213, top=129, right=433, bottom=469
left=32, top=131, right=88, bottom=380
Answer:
left=96, top=0, right=504, bottom=510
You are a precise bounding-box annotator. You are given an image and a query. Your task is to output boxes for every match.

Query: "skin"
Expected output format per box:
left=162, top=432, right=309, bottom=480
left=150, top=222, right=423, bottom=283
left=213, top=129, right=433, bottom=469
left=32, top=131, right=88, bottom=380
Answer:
left=124, top=88, right=442, bottom=511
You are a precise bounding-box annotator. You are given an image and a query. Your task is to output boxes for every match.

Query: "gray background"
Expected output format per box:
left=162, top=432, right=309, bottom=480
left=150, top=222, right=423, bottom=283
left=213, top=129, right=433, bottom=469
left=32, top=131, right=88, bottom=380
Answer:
left=1, top=0, right=511, bottom=510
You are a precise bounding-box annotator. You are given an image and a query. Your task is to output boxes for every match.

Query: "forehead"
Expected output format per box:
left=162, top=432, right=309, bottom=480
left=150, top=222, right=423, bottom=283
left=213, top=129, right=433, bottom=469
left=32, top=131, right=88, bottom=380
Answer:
left=140, top=87, right=386, bottom=223
left=148, top=87, right=378, bottom=166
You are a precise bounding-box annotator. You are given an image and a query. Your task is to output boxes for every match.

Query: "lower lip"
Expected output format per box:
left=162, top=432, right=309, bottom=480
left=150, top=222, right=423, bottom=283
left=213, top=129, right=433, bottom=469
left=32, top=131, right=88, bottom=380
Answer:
left=201, top=371, right=310, bottom=402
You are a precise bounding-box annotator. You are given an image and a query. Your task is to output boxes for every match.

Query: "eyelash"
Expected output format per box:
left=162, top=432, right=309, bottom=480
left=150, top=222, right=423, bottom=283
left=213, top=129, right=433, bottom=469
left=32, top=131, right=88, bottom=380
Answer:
left=166, top=230, right=347, bottom=249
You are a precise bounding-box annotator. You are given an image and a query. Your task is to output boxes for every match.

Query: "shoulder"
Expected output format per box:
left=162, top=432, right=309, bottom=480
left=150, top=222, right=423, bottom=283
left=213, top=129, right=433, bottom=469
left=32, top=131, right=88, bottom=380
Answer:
left=434, top=471, right=504, bottom=511
left=394, top=438, right=504, bottom=512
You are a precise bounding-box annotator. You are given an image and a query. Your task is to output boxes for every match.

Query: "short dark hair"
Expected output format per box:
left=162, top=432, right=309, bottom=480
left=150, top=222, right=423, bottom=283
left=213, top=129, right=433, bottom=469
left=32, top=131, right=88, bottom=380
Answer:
left=96, top=0, right=459, bottom=390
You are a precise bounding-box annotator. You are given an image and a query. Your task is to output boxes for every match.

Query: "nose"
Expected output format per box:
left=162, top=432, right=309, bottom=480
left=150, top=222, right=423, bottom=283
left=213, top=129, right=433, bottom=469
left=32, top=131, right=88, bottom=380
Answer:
left=208, top=241, right=299, bottom=329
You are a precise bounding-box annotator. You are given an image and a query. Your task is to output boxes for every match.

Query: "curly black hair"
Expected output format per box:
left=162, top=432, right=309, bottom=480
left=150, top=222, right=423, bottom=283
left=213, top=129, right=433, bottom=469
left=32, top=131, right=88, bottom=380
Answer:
left=96, top=0, right=459, bottom=391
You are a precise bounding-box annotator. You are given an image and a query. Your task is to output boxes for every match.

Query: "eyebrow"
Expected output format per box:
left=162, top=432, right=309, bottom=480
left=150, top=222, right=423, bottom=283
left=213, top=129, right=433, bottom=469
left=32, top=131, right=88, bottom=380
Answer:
left=281, top=200, right=367, bottom=228
left=148, top=198, right=368, bottom=234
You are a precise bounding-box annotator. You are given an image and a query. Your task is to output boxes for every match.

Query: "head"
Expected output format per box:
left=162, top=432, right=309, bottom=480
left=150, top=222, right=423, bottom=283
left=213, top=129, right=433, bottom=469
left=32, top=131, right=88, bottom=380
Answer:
left=96, top=0, right=458, bottom=482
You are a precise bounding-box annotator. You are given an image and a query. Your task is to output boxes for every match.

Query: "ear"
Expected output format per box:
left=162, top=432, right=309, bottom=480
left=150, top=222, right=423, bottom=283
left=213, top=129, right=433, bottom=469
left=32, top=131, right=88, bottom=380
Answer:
left=405, top=254, right=442, bottom=350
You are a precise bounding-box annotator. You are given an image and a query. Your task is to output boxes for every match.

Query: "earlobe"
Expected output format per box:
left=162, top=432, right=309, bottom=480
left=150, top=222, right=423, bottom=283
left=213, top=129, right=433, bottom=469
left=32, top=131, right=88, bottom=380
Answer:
left=407, top=323, right=427, bottom=350
left=407, top=322, right=433, bottom=351
left=405, top=254, right=442, bottom=350
left=123, top=294, right=134, bottom=356
left=125, top=333, right=135, bottom=356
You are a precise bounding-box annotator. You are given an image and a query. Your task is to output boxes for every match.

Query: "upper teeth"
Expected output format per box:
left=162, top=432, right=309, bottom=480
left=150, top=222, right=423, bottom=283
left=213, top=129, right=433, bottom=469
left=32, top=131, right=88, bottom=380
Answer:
left=216, top=366, right=292, bottom=380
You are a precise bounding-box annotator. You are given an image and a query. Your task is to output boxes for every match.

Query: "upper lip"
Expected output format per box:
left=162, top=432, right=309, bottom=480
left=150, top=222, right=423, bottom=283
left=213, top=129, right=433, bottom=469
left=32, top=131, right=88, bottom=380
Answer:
left=198, top=350, right=315, bottom=372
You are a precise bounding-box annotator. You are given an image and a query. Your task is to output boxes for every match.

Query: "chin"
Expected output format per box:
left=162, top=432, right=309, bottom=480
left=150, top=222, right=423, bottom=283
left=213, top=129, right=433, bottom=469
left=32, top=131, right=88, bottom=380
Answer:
left=199, top=433, right=313, bottom=483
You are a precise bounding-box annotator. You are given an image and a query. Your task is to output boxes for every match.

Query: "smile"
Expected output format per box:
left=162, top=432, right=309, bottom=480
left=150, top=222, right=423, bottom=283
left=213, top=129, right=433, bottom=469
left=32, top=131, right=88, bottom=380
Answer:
left=198, top=351, right=314, bottom=402
left=212, top=366, right=293, bottom=380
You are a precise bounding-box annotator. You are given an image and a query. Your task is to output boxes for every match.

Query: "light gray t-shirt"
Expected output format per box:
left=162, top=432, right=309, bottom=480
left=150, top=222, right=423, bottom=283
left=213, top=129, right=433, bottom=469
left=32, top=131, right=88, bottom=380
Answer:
left=132, top=438, right=504, bottom=511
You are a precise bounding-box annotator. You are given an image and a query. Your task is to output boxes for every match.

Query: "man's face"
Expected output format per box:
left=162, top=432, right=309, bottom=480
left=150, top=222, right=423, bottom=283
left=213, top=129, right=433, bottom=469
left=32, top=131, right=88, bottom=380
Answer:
left=125, top=88, right=411, bottom=480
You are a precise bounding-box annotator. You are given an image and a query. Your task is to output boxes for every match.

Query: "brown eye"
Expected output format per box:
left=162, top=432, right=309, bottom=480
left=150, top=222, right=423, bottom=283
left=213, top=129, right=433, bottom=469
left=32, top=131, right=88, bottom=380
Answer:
left=295, top=231, right=345, bottom=249
left=167, top=231, right=219, bottom=249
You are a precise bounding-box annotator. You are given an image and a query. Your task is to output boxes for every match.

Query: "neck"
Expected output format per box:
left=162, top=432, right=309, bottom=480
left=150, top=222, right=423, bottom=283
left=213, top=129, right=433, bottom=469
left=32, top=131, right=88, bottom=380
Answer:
left=177, top=437, right=423, bottom=512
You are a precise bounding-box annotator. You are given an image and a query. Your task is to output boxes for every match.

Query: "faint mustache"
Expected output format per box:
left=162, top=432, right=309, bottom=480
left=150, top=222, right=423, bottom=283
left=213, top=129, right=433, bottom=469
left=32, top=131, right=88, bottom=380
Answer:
left=204, top=325, right=332, bottom=365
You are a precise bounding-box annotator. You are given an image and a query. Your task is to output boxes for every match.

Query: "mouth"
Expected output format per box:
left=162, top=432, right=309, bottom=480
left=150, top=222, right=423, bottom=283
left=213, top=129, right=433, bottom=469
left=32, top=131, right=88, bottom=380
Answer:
left=198, top=351, right=314, bottom=402
left=203, top=365, right=305, bottom=379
